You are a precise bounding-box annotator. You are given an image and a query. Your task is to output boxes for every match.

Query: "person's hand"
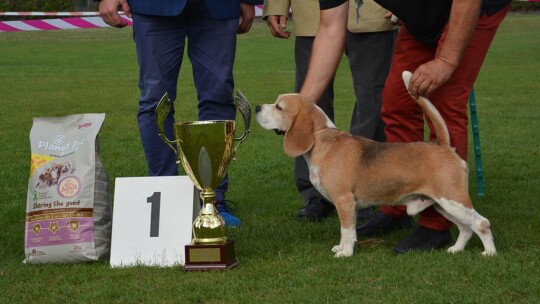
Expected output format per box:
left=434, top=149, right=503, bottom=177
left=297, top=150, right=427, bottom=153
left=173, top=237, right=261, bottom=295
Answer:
left=408, top=57, right=457, bottom=98
left=238, top=2, right=255, bottom=34
left=266, top=15, right=290, bottom=39
left=99, top=0, right=132, bottom=28
left=383, top=11, right=401, bottom=26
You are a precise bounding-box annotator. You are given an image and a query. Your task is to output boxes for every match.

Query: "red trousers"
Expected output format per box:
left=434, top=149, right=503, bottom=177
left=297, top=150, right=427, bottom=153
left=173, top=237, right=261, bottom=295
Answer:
left=379, top=5, right=510, bottom=231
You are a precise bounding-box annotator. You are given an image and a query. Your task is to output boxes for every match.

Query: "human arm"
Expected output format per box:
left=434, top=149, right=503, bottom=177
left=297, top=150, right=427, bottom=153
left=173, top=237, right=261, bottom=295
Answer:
left=98, top=0, right=132, bottom=28
left=238, top=1, right=257, bottom=34
left=266, top=15, right=291, bottom=38
left=263, top=0, right=291, bottom=39
left=299, top=1, right=348, bottom=103
left=408, top=0, right=482, bottom=98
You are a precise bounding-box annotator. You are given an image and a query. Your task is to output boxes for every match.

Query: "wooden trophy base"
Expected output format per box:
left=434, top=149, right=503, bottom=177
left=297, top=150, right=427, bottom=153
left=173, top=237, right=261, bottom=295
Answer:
left=184, top=240, right=238, bottom=271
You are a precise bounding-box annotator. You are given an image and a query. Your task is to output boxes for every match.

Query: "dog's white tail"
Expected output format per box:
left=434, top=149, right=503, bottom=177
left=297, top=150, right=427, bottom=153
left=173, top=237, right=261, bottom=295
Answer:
left=402, top=71, right=451, bottom=147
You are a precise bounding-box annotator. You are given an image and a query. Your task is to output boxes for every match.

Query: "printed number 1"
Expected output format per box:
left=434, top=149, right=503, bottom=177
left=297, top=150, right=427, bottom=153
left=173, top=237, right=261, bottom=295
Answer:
left=147, top=192, right=161, bottom=237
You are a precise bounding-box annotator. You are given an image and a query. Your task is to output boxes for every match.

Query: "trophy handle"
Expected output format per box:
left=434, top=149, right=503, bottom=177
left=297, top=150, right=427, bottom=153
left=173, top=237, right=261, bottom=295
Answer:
left=155, top=92, right=178, bottom=155
left=233, top=90, right=251, bottom=149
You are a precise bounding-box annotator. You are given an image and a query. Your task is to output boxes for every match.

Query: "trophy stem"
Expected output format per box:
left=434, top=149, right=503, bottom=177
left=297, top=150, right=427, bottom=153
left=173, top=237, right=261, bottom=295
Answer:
left=192, top=189, right=227, bottom=245
left=200, top=189, right=216, bottom=212
left=186, top=190, right=238, bottom=271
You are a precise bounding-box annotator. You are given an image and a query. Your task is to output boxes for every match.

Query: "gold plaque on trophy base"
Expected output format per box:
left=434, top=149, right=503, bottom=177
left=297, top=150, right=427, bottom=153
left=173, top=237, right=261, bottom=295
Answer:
left=184, top=240, right=238, bottom=271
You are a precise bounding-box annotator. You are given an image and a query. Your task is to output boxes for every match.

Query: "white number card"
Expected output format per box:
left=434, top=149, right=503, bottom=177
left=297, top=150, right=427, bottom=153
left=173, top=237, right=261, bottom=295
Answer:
left=110, top=176, right=196, bottom=267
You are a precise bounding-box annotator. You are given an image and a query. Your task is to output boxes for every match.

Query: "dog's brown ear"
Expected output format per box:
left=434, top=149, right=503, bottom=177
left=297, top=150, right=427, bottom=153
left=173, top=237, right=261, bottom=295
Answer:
left=284, top=109, right=314, bottom=157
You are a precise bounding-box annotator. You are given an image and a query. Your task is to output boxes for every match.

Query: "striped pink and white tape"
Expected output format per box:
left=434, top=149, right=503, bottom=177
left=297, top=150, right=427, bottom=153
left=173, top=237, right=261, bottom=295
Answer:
left=0, top=16, right=132, bottom=32
left=0, top=11, right=103, bottom=16
left=0, top=6, right=264, bottom=32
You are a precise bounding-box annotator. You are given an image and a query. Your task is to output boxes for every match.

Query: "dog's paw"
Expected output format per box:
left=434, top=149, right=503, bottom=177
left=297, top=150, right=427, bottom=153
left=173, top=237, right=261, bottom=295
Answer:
left=331, top=245, right=341, bottom=253
left=482, top=249, right=497, bottom=257
left=331, top=245, right=353, bottom=258
left=447, top=246, right=464, bottom=254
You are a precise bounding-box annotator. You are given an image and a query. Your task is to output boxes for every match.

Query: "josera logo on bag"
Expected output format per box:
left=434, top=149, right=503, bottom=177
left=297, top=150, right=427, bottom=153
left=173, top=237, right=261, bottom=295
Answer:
left=78, top=122, right=92, bottom=129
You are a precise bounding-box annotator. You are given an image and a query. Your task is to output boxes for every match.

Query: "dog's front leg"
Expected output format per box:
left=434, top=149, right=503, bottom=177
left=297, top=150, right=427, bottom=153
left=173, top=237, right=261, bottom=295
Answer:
left=331, top=195, right=357, bottom=257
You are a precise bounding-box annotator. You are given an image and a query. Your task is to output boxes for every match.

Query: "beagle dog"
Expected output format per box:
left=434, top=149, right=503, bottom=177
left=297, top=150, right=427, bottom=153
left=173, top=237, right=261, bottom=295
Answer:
left=255, top=71, right=496, bottom=257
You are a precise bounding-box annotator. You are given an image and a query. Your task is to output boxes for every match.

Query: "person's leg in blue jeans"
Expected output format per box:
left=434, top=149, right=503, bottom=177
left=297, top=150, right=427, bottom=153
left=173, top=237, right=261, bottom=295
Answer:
left=186, top=1, right=240, bottom=226
left=132, top=1, right=241, bottom=226
left=133, top=12, right=185, bottom=176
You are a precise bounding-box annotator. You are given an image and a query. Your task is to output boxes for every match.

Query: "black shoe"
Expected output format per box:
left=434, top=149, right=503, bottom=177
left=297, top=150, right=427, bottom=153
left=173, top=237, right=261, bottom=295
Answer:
left=296, top=196, right=335, bottom=221
left=356, top=212, right=414, bottom=237
left=393, top=226, right=453, bottom=254
left=356, top=207, right=374, bottom=222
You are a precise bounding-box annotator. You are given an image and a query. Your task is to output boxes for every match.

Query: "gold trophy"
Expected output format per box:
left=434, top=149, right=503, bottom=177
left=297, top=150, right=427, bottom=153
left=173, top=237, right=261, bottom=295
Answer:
left=155, top=91, right=251, bottom=271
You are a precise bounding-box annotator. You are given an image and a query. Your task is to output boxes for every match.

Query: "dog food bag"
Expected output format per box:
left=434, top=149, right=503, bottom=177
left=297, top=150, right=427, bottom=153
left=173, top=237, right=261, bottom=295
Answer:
left=24, top=113, right=112, bottom=264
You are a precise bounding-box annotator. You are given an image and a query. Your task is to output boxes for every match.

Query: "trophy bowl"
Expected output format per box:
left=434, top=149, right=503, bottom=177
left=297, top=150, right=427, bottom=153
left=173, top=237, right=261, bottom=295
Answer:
left=175, top=120, right=235, bottom=245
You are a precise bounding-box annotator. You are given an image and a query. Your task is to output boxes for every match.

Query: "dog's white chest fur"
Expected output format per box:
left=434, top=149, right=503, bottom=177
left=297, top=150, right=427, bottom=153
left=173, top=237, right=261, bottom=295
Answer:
left=305, top=157, right=329, bottom=200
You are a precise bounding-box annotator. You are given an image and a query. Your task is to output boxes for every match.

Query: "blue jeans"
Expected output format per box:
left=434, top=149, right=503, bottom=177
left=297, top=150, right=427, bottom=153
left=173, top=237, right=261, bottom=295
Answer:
left=132, top=0, right=238, bottom=200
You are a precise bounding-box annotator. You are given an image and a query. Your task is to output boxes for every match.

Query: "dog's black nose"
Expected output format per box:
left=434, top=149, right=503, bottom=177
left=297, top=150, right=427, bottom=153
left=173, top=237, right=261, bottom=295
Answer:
left=255, top=105, right=261, bottom=113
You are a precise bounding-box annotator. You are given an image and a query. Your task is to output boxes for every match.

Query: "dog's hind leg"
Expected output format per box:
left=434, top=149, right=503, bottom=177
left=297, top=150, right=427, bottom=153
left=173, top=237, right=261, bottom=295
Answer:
left=433, top=205, right=473, bottom=254
left=405, top=196, right=434, bottom=215
left=331, top=194, right=357, bottom=258
left=471, top=211, right=496, bottom=256
left=436, top=198, right=497, bottom=256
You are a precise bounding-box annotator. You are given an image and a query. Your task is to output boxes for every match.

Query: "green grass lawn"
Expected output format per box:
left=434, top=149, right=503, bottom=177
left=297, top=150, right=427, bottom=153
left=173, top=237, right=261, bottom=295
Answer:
left=1, top=14, right=539, bottom=303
